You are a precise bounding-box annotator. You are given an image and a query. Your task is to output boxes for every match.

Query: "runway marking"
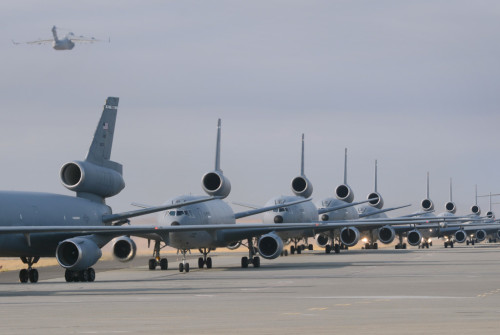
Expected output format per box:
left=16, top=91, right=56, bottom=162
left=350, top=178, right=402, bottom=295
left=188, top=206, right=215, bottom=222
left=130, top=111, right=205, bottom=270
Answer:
left=308, top=307, right=328, bottom=311
left=194, top=295, right=215, bottom=297
left=335, top=304, right=352, bottom=307
left=301, top=296, right=470, bottom=300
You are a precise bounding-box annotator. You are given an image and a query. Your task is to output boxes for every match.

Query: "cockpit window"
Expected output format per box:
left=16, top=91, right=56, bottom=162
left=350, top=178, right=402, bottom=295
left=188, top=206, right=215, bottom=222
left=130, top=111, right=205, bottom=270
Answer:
left=273, top=207, right=288, bottom=212
left=168, top=211, right=176, bottom=216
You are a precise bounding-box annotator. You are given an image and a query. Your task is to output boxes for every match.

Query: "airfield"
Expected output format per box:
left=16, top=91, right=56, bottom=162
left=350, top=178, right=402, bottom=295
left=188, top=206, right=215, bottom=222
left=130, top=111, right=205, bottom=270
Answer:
left=0, top=242, right=499, bottom=334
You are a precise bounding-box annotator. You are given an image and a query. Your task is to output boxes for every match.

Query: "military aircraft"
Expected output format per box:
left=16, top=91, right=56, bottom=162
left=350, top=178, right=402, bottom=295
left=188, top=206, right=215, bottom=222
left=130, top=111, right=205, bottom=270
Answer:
left=12, top=26, right=102, bottom=50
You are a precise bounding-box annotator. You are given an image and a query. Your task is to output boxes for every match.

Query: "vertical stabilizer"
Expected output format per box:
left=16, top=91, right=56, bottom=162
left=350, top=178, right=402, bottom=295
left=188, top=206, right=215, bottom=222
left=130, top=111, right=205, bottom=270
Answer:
left=426, top=172, right=430, bottom=199
left=449, top=178, right=453, bottom=202
left=300, top=134, right=305, bottom=176
left=475, top=185, right=478, bottom=206
left=343, top=148, right=348, bottom=184
left=51, top=25, right=59, bottom=42
left=215, top=118, right=222, bottom=172
left=374, top=160, right=378, bottom=192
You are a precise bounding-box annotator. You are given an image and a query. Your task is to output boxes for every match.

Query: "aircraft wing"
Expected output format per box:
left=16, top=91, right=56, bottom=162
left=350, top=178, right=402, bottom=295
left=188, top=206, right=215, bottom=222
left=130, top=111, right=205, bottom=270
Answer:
left=317, top=198, right=375, bottom=215
left=23, top=39, right=53, bottom=45
left=102, top=196, right=222, bottom=224
left=234, top=198, right=311, bottom=219
left=70, top=36, right=101, bottom=43
left=358, top=204, right=412, bottom=218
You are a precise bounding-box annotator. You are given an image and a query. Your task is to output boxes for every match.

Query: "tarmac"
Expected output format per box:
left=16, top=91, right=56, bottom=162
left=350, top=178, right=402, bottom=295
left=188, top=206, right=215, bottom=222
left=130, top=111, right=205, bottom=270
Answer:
left=0, top=242, right=499, bottom=334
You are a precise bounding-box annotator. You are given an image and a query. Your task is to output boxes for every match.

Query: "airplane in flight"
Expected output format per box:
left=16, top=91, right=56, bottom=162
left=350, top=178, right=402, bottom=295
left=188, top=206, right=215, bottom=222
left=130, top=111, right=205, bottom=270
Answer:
left=12, top=26, right=103, bottom=50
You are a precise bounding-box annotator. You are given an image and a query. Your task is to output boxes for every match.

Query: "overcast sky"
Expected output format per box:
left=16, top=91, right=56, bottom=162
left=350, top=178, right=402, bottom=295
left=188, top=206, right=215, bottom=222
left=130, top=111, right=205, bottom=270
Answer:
left=1, top=1, right=499, bottom=220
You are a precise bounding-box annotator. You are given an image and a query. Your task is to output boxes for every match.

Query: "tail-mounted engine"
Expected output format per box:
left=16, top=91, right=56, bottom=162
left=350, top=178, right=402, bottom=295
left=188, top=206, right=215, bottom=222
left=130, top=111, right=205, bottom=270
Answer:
left=445, top=201, right=457, bottom=214
left=112, top=236, right=137, bottom=262
left=201, top=171, right=231, bottom=198
left=340, top=227, right=360, bottom=247
left=486, top=211, right=495, bottom=219
left=471, top=205, right=481, bottom=216
left=335, top=184, right=354, bottom=203
left=421, top=198, right=434, bottom=211
left=60, top=160, right=125, bottom=199
left=378, top=225, right=396, bottom=244
left=56, top=237, right=102, bottom=271
left=315, top=234, right=329, bottom=248
left=475, top=229, right=487, bottom=242
left=407, top=230, right=422, bottom=246
left=454, top=230, right=467, bottom=243
left=291, top=175, right=313, bottom=198
left=257, top=233, right=284, bottom=259
left=367, top=192, right=384, bottom=209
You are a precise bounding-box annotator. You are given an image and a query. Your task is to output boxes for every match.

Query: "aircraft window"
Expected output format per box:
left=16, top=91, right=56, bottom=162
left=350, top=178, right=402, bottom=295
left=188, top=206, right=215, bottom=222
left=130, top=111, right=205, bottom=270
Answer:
left=176, top=211, right=186, bottom=216
left=168, top=211, right=175, bottom=216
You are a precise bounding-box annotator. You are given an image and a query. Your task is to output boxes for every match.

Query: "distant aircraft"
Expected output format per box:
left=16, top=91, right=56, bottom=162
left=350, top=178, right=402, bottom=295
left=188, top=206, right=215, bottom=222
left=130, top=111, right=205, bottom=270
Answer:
left=12, top=26, right=103, bottom=50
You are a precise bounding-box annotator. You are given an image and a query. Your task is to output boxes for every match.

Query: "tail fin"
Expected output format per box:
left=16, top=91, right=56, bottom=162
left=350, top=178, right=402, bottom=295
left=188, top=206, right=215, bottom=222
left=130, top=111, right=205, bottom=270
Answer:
left=300, top=133, right=305, bottom=176
left=85, top=97, right=122, bottom=173
left=374, top=160, right=378, bottom=192
left=51, top=26, right=59, bottom=42
left=215, top=118, right=222, bottom=172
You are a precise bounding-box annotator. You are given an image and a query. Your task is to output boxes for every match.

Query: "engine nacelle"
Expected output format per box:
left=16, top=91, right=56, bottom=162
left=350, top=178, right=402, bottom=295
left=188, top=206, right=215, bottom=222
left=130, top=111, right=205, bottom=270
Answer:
left=445, top=201, right=457, bottom=214
left=315, top=234, right=329, bottom=248
left=471, top=205, right=481, bottom=216
left=340, top=227, right=360, bottom=247
left=475, top=229, right=487, bottom=242
left=291, top=175, right=313, bottom=198
left=56, top=237, right=102, bottom=271
left=367, top=192, right=384, bottom=209
left=201, top=171, right=231, bottom=198
left=112, top=236, right=137, bottom=262
left=378, top=225, right=396, bottom=244
left=335, top=184, right=354, bottom=203
left=226, top=241, right=242, bottom=250
left=60, top=160, right=125, bottom=198
left=258, top=233, right=284, bottom=260
left=454, top=230, right=467, bottom=243
left=407, top=230, right=422, bottom=246
left=421, top=198, right=434, bottom=211
left=486, top=211, right=495, bottom=219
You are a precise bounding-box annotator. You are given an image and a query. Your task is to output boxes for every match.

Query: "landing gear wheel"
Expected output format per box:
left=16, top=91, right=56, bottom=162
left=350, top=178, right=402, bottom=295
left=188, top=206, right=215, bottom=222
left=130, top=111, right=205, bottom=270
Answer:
left=179, top=263, right=184, bottom=272
left=19, top=269, right=29, bottom=283
left=308, top=244, right=313, bottom=251
left=198, top=257, right=205, bottom=269
left=466, top=240, right=469, bottom=246
left=65, top=269, right=73, bottom=282
left=206, top=257, right=212, bottom=269
left=325, top=245, right=331, bottom=254
left=403, top=243, right=407, bottom=249
left=297, top=247, right=302, bottom=254
left=148, top=259, right=156, bottom=270
left=79, top=270, right=89, bottom=282
left=290, top=246, right=295, bottom=255
left=471, top=240, right=475, bottom=246
left=160, top=258, right=168, bottom=270
left=395, top=245, right=400, bottom=249
left=87, top=268, right=96, bottom=282
left=373, top=243, right=378, bottom=250
left=241, top=257, right=248, bottom=268
left=450, top=242, right=454, bottom=248
left=28, top=269, right=38, bottom=283
left=284, top=250, right=288, bottom=256
left=365, top=243, right=370, bottom=250
left=334, top=244, right=340, bottom=254
left=253, top=257, right=260, bottom=268
left=185, top=263, right=190, bottom=273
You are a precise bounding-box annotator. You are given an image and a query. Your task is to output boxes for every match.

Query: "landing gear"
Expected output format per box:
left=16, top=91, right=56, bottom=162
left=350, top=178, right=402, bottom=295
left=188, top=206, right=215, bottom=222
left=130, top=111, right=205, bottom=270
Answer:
left=364, top=242, right=378, bottom=250
left=197, top=248, right=213, bottom=269
left=444, top=241, right=454, bottom=248
left=64, top=268, right=95, bottom=282
left=148, top=240, right=168, bottom=270
left=395, top=234, right=406, bottom=249
left=325, top=245, right=332, bottom=254
left=241, top=238, right=261, bottom=268
left=178, top=249, right=190, bottom=273
left=19, top=257, right=40, bottom=283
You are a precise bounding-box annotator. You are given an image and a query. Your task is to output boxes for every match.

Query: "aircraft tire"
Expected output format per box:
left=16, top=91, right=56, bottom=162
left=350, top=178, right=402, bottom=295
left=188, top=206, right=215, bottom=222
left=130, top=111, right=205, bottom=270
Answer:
left=19, top=269, right=28, bottom=283
left=334, top=245, right=340, bottom=254
left=403, top=243, right=407, bottom=249
left=179, top=263, right=184, bottom=272
left=198, top=257, right=204, bottom=269
left=374, top=243, right=378, bottom=250
left=28, top=269, right=38, bottom=283
left=160, top=258, right=168, bottom=270
left=253, top=257, right=260, bottom=268
left=241, top=257, right=248, bottom=268
left=325, top=245, right=331, bottom=254
left=148, top=259, right=156, bottom=270
left=185, top=263, right=190, bottom=273
left=284, top=250, right=288, bottom=256
left=308, top=244, right=313, bottom=251
left=450, top=242, right=454, bottom=248
left=64, top=269, right=73, bottom=282
left=290, top=246, right=295, bottom=255
left=206, top=257, right=212, bottom=269
left=297, top=247, right=302, bottom=255
left=87, top=268, right=96, bottom=282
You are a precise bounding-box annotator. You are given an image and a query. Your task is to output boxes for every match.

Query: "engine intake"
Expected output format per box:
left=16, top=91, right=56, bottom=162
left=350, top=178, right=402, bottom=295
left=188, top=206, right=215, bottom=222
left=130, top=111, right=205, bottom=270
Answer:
left=421, top=198, right=434, bottom=211
left=455, top=230, right=466, bottom=243
left=445, top=201, right=457, bottom=214
left=378, top=225, right=396, bottom=244
left=407, top=230, right=422, bottom=246
left=475, top=229, right=486, bottom=242
left=486, top=211, right=495, bottom=219
left=291, top=176, right=313, bottom=198
left=340, top=227, right=360, bottom=247
left=201, top=171, right=231, bottom=198
left=367, top=192, right=384, bottom=209
left=56, top=237, right=102, bottom=271
left=335, top=184, right=354, bottom=203
left=258, top=233, right=284, bottom=259
left=315, top=234, right=329, bottom=248
left=112, top=236, right=137, bottom=262
left=471, top=205, right=481, bottom=216
left=60, top=160, right=125, bottom=198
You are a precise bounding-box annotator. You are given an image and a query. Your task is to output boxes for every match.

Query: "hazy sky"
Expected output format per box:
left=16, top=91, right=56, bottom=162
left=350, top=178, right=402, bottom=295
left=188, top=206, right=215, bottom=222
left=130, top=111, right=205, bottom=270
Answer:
left=1, top=1, right=499, bottom=220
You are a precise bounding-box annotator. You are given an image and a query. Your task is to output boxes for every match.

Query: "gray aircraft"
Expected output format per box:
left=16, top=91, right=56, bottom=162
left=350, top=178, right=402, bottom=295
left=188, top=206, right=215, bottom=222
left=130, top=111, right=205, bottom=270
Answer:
left=13, top=26, right=101, bottom=50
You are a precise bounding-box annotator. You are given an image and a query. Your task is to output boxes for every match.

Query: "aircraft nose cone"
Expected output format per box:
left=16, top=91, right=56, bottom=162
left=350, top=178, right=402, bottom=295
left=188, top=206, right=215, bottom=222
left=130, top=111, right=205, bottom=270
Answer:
left=171, top=221, right=180, bottom=226
left=274, top=215, right=283, bottom=223
left=321, top=214, right=329, bottom=221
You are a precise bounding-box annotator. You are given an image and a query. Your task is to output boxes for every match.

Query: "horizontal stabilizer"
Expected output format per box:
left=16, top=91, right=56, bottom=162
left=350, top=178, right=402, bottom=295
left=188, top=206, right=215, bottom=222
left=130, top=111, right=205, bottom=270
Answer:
left=318, top=198, right=375, bottom=215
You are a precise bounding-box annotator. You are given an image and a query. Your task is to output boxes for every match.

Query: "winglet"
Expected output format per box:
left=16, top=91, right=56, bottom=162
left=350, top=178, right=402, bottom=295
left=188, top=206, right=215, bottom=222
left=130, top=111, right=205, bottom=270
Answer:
left=215, top=118, right=222, bottom=172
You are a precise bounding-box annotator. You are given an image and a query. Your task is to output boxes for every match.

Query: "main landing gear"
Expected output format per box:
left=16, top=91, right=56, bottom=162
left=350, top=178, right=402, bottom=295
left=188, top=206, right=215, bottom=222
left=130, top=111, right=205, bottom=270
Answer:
left=198, top=248, right=213, bottom=269
left=64, top=268, right=95, bottom=282
left=148, top=240, right=168, bottom=270
left=395, top=234, right=407, bottom=249
left=364, top=242, right=378, bottom=250
left=290, top=238, right=313, bottom=255
left=241, top=238, right=260, bottom=268
left=466, top=239, right=476, bottom=246
left=444, top=241, right=454, bottom=248
left=178, top=249, right=190, bottom=273
left=19, top=256, right=39, bottom=283
left=325, top=243, right=343, bottom=254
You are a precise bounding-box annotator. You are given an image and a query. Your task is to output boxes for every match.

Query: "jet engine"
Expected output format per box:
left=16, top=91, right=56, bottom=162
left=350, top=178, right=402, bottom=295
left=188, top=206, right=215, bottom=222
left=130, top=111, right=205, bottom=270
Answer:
left=378, top=225, right=396, bottom=244
left=454, top=230, right=467, bottom=243
left=340, top=227, right=360, bottom=247
left=111, top=236, right=137, bottom=262
left=226, top=241, right=242, bottom=250
left=367, top=192, right=383, bottom=209
left=291, top=175, right=313, bottom=198
left=407, top=230, right=422, bottom=246
left=56, top=237, right=102, bottom=271
left=486, top=211, right=495, bottom=219
left=475, top=229, right=487, bottom=242
left=60, top=160, right=125, bottom=198
left=201, top=170, right=231, bottom=198
left=471, top=205, right=481, bottom=216
left=421, top=198, right=434, bottom=211
left=335, top=184, right=354, bottom=203
left=445, top=201, right=457, bottom=214
left=258, top=233, right=284, bottom=259
left=315, top=234, right=329, bottom=248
